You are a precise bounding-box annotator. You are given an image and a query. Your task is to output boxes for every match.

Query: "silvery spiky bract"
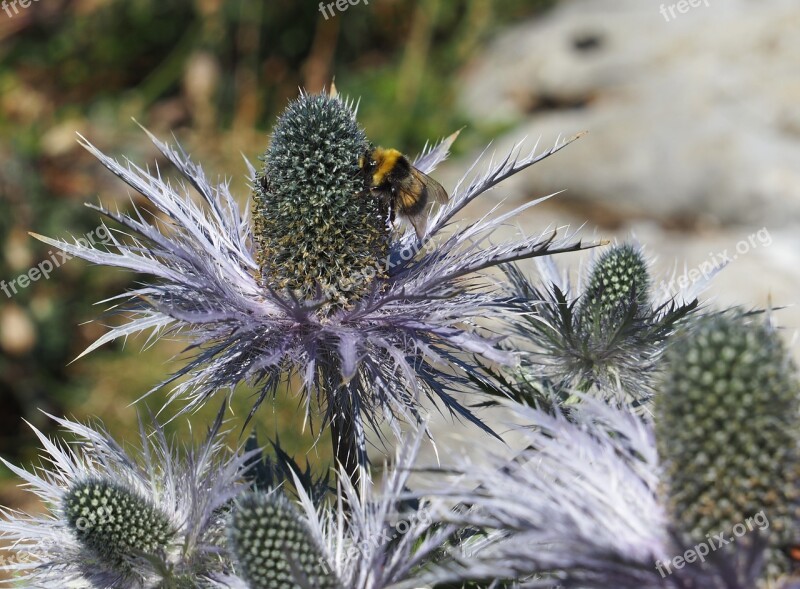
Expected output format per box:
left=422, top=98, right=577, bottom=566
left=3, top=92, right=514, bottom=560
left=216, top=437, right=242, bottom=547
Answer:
left=420, top=399, right=776, bottom=589
left=0, top=410, right=254, bottom=588
left=656, top=313, right=800, bottom=583
left=35, top=90, right=590, bottom=460
left=495, top=243, right=701, bottom=410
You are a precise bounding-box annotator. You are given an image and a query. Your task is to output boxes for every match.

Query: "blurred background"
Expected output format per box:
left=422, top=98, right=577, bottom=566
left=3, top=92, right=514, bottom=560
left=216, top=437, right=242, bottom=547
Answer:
left=1, top=0, right=798, bottom=518
left=0, top=0, right=554, bottom=511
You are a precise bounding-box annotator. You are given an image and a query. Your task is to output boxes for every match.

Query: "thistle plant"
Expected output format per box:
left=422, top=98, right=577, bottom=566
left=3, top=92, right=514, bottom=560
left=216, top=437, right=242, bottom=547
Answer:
left=34, top=89, right=591, bottom=485
left=62, top=479, right=176, bottom=576
left=0, top=410, right=254, bottom=587
left=656, top=313, right=800, bottom=584
left=578, top=242, right=651, bottom=323
left=478, top=243, right=703, bottom=413
left=8, top=79, right=798, bottom=589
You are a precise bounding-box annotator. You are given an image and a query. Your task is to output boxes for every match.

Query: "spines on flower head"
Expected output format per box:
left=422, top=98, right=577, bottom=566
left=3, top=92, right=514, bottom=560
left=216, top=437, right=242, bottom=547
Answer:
left=412, top=398, right=670, bottom=589
left=253, top=91, right=388, bottom=306
left=228, top=491, right=341, bottom=589
left=656, top=313, right=800, bottom=582
left=63, top=478, right=175, bottom=574
left=579, top=243, right=651, bottom=322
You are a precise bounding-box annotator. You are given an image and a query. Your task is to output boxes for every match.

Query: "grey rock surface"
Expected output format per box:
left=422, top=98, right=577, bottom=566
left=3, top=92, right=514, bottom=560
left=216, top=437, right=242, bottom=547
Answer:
left=457, top=0, right=800, bottom=228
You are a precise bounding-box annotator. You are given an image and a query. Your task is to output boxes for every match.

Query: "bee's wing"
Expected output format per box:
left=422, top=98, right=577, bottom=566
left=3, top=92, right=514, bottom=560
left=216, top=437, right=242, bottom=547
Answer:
left=399, top=169, right=449, bottom=240
left=405, top=211, right=427, bottom=241
left=410, top=167, right=449, bottom=205
left=394, top=183, right=428, bottom=240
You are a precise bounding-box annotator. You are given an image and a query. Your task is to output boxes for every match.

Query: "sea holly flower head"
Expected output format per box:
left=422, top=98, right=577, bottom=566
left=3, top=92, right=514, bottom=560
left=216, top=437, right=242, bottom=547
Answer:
left=34, top=88, right=590, bottom=467
left=656, top=312, right=800, bottom=583
left=488, top=243, right=703, bottom=412
left=227, top=492, right=342, bottom=589
left=62, top=478, right=176, bottom=577
left=252, top=92, right=388, bottom=306
left=578, top=242, right=651, bottom=323
left=0, top=410, right=254, bottom=588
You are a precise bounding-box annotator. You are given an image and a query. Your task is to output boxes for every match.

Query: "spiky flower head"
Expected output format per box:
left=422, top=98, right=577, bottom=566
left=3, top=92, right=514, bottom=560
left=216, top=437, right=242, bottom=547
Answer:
left=0, top=410, right=254, bottom=588
left=656, top=313, right=800, bottom=580
left=227, top=492, right=341, bottom=589
left=579, top=243, right=651, bottom=322
left=35, top=89, right=590, bottom=469
left=63, top=478, right=175, bottom=575
left=495, top=244, right=701, bottom=411
left=253, top=93, right=387, bottom=305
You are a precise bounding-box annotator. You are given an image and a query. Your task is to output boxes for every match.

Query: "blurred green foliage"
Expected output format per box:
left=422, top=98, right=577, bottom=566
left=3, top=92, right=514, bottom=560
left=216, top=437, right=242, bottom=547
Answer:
left=0, top=0, right=556, bottom=484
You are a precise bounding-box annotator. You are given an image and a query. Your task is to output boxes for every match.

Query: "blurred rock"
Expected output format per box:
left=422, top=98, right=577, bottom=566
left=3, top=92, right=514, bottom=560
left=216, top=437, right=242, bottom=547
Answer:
left=41, top=119, right=86, bottom=157
left=0, top=304, right=36, bottom=356
left=183, top=50, right=221, bottom=131
left=458, top=0, right=800, bottom=228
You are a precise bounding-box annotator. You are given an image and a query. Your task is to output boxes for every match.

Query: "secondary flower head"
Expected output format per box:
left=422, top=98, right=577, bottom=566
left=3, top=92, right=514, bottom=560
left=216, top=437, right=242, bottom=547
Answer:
left=0, top=411, right=253, bottom=588
left=36, top=89, right=589, bottom=465
left=579, top=242, right=651, bottom=320
left=495, top=242, right=702, bottom=411
left=216, top=431, right=459, bottom=589
left=656, top=312, right=800, bottom=584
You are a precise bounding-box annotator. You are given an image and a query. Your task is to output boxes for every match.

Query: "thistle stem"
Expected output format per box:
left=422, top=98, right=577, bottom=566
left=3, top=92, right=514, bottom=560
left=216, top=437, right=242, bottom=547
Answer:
left=329, top=406, right=362, bottom=500
left=323, top=358, right=365, bottom=504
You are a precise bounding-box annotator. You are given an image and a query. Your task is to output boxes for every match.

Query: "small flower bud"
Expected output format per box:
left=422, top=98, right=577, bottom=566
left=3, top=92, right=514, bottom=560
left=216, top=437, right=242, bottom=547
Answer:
left=580, top=243, right=651, bottom=322
left=228, top=492, right=341, bottom=589
left=63, top=478, right=175, bottom=572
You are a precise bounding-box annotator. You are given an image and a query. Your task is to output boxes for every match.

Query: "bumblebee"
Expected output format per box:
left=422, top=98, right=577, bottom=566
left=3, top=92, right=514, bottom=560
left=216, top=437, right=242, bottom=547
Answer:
left=360, top=147, right=448, bottom=239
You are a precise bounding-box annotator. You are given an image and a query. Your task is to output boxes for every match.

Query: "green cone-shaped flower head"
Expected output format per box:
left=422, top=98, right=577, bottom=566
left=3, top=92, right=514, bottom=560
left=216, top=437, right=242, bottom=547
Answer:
left=63, top=478, right=175, bottom=572
left=253, top=92, right=389, bottom=306
left=581, top=243, right=650, bottom=320
left=656, top=314, right=800, bottom=576
left=228, top=492, right=342, bottom=589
